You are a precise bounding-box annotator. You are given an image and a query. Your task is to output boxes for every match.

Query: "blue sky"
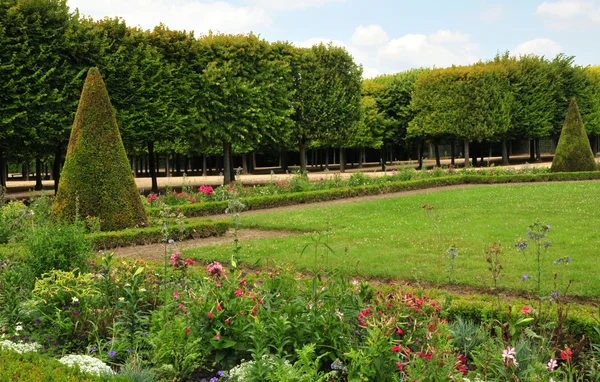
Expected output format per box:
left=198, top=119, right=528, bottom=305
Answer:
left=68, top=0, right=599, bottom=77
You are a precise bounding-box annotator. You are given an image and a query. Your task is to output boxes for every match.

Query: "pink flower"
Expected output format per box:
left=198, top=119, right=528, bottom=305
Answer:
left=173, top=291, right=179, bottom=299
left=547, top=358, right=558, bottom=371
left=234, top=289, right=243, bottom=297
left=214, top=334, right=221, bottom=340
left=216, top=303, right=222, bottom=311
left=521, top=306, right=531, bottom=314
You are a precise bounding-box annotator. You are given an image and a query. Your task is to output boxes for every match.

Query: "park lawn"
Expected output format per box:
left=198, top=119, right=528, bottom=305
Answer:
left=185, top=181, right=600, bottom=297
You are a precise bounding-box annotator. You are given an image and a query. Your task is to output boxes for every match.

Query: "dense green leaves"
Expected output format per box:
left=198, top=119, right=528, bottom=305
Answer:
left=551, top=99, right=598, bottom=172
left=52, top=68, right=147, bottom=230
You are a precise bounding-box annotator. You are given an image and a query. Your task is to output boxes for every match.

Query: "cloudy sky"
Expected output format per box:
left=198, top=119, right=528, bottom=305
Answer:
left=67, top=0, right=599, bottom=78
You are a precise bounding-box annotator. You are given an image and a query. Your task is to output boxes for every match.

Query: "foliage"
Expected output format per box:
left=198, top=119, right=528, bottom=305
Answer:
left=52, top=67, right=147, bottom=231
left=551, top=98, right=598, bottom=172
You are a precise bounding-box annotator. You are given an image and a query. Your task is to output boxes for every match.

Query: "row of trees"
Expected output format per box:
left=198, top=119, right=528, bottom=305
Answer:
left=3, top=1, right=600, bottom=190
left=364, top=54, right=600, bottom=168
left=0, top=0, right=363, bottom=190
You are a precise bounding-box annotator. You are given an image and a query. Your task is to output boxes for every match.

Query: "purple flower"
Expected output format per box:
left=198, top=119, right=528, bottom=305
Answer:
left=89, top=346, right=97, bottom=353
left=521, top=274, right=530, bottom=282
left=210, top=378, right=218, bottom=382
left=217, top=370, right=226, bottom=377
left=109, top=350, right=116, bottom=358
left=127, top=348, right=132, bottom=353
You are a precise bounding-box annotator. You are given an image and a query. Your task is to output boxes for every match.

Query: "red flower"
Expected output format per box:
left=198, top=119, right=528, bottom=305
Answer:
left=396, top=362, right=405, bottom=371
left=208, top=311, right=213, bottom=319
left=184, top=258, right=196, bottom=265
left=391, top=345, right=402, bottom=353
left=225, top=318, right=231, bottom=324
left=561, top=347, right=573, bottom=361
left=216, top=303, right=222, bottom=311
left=396, top=328, right=404, bottom=335
left=428, top=323, right=437, bottom=331
left=234, top=289, right=244, bottom=297
left=521, top=306, right=531, bottom=314
left=185, top=327, right=190, bottom=335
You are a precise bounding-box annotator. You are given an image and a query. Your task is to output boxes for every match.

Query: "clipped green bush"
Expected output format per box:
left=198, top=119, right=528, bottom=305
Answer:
left=148, top=172, right=600, bottom=218
left=52, top=67, right=146, bottom=231
left=551, top=98, right=598, bottom=172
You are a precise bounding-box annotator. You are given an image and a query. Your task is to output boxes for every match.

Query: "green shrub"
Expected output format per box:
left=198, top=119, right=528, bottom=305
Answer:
left=52, top=67, right=147, bottom=231
left=88, top=220, right=230, bottom=250
left=0, top=349, right=129, bottom=381
left=148, top=172, right=600, bottom=218
left=551, top=98, right=598, bottom=172
left=0, top=201, right=30, bottom=244
left=24, top=220, right=91, bottom=277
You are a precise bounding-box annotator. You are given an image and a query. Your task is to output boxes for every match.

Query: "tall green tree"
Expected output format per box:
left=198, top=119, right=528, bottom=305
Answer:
left=196, top=33, right=293, bottom=184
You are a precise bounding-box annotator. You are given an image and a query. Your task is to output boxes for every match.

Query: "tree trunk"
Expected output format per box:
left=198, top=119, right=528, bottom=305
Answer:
left=480, top=142, right=485, bottom=164
left=0, top=151, right=6, bottom=188
left=359, top=147, right=364, bottom=168
left=488, top=143, right=493, bottom=166
left=380, top=147, right=385, bottom=171
left=202, top=154, right=207, bottom=177
left=333, top=148, right=336, bottom=165
left=434, top=141, right=441, bottom=167
left=325, top=148, right=330, bottom=170
left=535, top=138, right=541, bottom=161
left=464, top=140, right=470, bottom=168
left=502, top=137, right=509, bottom=165
left=450, top=141, right=455, bottom=166
left=242, top=154, right=248, bottom=174
left=339, top=147, right=346, bottom=173
left=281, top=151, right=288, bottom=172
left=529, top=139, right=535, bottom=162
left=252, top=152, right=257, bottom=172
left=165, top=154, right=170, bottom=178
left=35, top=157, right=43, bottom=190
left=299, top=139, right=307, bottom=172
left=417, top=141, right=423, bottom=170
left=53, top=147, right=62, bottom=195
left=148, top=142, right=158, bottom=193
left=223, top=141, right=233, bottom=185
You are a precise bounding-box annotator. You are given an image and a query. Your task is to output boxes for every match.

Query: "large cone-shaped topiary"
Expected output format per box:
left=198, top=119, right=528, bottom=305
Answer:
left=551, top=98, right=598, bottom=173
left=52, top=67, right=147, bottom=230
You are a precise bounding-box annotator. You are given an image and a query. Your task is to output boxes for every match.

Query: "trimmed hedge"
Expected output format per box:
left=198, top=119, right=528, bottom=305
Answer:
left=149, top=172, right=600, bottom=218
left=88, top=220, right=230, bottom=250
left=52, top=67, right=147, bottom=231
left=552, top=98, right=598, bottom=173
left=443, top=292, right=600, bottom=345
left=0, top=349, right=129, bottom=381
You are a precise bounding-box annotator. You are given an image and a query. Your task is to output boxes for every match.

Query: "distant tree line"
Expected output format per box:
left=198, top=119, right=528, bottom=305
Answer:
left=2, top=0, right=599, bottom=191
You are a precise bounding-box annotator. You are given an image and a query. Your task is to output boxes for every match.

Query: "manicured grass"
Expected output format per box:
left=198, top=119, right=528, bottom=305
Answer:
left=185, top=181, right=600, bottom=297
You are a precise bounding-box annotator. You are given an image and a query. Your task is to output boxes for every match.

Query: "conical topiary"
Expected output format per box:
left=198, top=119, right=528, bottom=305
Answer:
left=551, top=98, right=598, bottom=173
left=52, top=67, right=147, bottom=230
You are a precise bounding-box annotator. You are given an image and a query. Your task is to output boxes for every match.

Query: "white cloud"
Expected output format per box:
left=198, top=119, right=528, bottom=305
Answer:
left=351, top=25, right=389, bottom=47
left=512, top=38, right=563, bottom=57
left=249, top=0, right=346, bottom=10
left=428, top=30, right=471, bottom=44
left=480, top=4, right=505, bottom=23
left=377, top=32, right=479, bottom=72
left=535, top=0, right=592, bottom=18
left=535, top=0, right=600, bottom=27
left=362, top=67, right=381, bottom=79
left=68, top=0, right=272, bottom=35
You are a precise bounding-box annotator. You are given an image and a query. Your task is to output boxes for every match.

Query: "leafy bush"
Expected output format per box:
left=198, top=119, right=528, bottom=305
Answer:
left=0, top=201, right=30, bottom=244
left=52, top=67, right=147, bottom=231
left=24, top=219, right=91, bottom=277
left=551, top=98, right=598, bottom=172
left=0, top=349, right=128, bottom=381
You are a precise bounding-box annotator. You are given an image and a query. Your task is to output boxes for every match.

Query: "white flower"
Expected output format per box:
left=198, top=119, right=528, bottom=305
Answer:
left=139, top=288, right=146, bottom=292
left=124, top=283, right=131, bottom=287
left=118, top=297, right=125, bottom=302
left=547, top=358, right=558, bottom=371
left=15, top=325, right=22, bottom=332
left=58, top=354, right=114, bottom=376
left=0, top=340, right=42, bottom=354
left=72, top=297, right=79, bottom=303
left=502, top=346, right=518, bottom=366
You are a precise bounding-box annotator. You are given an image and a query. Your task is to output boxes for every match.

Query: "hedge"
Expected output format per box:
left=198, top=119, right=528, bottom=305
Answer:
left=148, top=172, right=600, bottom=218
left=442, top=292, right=600, bottom=345
left=0, top=349, right=130, bottom=381
left=88, top=220, right=230, bottom=250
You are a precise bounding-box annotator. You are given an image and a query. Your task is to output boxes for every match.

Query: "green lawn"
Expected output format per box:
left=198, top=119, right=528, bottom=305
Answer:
left=185, top=181, right=600, bottom=297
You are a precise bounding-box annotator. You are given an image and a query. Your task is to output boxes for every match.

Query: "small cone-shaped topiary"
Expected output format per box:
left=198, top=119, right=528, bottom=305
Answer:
left=551, top=98, right=598, bottom=173
left=52, top=67, right=147, bottom=230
